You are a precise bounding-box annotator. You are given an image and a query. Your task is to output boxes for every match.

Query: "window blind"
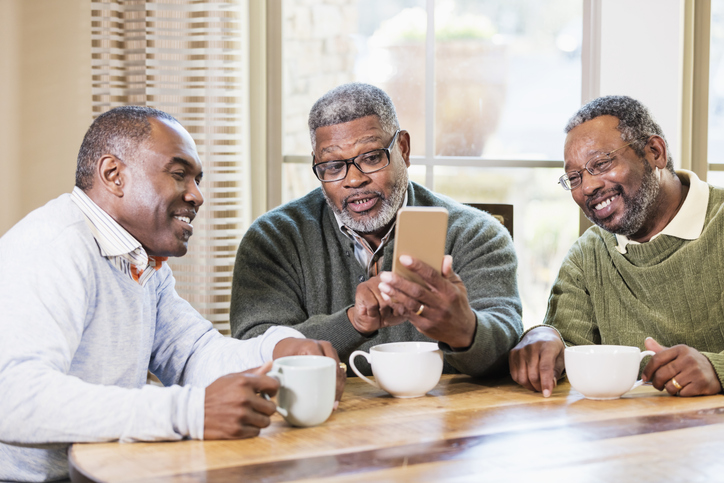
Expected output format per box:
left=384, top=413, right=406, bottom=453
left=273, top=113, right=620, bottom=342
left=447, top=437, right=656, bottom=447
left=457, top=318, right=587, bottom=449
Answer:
left=91, top=0, right=249, bottom=334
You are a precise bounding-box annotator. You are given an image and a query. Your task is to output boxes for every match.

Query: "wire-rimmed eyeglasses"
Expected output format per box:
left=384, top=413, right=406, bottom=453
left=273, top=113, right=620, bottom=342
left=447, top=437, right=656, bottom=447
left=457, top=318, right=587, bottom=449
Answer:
left=312, top=130, right=401, bottom=183
left=558, top=138, right=646, bottom=191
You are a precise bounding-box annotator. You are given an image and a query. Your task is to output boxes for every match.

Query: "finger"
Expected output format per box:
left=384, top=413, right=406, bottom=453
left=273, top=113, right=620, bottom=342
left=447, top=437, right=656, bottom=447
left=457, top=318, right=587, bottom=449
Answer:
left=244, top=373, right=282, bottom=400
left=642, top=347, right=680, bottom=384
left=318, top=340, right=340, bottom=362
left=539, top=351, right=562, bottom=398
left=242, top=361, right=273, bottom=376
left=644, top=337, right=667, bottom=353
left=509, top=351, right=536, bottom=392
left=398, top=255, right=445, bottom=289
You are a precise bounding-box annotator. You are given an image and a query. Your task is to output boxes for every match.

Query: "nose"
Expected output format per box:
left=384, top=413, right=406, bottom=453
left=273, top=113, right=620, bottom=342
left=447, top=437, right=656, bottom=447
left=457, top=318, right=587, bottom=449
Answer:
left=343, top=162, right=372, bottom=188
left=184, top=180, right=204, bottom=207
left=579, top=169, right=604, bottom=197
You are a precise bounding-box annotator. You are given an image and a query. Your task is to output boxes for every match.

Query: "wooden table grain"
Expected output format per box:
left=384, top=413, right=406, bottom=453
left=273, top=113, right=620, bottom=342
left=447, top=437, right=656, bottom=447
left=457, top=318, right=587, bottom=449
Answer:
left=69, top=375, right=724, bottom=482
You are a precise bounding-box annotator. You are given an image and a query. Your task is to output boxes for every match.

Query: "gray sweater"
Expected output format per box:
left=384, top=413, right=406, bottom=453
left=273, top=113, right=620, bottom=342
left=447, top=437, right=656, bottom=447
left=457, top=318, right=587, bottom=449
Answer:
left=231, top=182, right=523, bottom=377
left=0, top=194, right=293, bottom=482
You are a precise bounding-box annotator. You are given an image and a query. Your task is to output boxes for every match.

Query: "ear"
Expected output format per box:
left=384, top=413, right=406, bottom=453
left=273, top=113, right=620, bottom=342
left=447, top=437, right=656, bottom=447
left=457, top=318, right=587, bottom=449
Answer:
left=398, top=130, right=411, bottom=167
left=645, top=135, right=668, bottom=170
left=97, top=154, right=126, bottom=197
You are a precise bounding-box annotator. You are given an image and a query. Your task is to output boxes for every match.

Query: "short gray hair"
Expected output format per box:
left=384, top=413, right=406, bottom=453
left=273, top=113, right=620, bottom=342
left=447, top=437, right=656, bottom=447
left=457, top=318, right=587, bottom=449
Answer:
left=308, top=83, right=399, bottom=150
left=76, top=106, right=178, bottom=190
left=565, top=95, right=674, bottom=174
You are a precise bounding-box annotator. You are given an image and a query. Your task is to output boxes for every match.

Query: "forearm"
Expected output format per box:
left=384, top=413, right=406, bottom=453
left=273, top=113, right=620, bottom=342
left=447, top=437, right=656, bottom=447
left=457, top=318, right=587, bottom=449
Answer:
left=0, top=366, right=205, bottom=444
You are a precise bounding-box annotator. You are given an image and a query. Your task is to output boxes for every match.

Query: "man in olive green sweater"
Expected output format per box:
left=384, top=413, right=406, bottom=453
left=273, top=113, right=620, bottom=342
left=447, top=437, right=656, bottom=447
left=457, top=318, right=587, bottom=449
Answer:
left=510, top=96, right=724, bottom=398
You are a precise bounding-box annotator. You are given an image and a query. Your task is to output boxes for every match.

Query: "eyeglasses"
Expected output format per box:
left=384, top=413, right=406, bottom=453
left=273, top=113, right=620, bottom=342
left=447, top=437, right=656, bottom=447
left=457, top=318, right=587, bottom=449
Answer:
left=312, top=130, right=401, bottom=183
left=558, top=139, right=643, bottom=191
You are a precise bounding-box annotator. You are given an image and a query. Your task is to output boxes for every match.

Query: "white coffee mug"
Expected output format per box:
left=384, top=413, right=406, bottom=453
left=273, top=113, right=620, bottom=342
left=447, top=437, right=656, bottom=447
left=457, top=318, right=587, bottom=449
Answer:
left=349, top=341, right=443, bottom=398
left=267, top=355, right=336, bottom=427
left=564, top=345, right=655, bottom=400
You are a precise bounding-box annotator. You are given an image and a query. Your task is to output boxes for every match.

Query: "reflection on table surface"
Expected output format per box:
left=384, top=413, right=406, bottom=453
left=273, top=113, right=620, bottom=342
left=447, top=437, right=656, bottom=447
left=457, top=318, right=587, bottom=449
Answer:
left=69, top=374, right=724, bottom=482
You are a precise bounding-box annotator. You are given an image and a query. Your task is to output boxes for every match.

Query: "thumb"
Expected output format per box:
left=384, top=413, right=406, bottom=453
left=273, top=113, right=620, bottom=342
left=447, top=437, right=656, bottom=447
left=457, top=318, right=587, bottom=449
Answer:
left=644, top=337, right=666, bottom=353
left=243, top=360, right=273, bottom=376
left=441, top=255, right=458, bottom=280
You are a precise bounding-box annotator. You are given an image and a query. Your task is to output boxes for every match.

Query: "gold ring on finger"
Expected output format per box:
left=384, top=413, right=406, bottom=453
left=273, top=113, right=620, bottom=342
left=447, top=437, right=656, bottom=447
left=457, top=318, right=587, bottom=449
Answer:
left=415, top=304, right=425, bottom=316
left=671, top=378, right=683, bottom=391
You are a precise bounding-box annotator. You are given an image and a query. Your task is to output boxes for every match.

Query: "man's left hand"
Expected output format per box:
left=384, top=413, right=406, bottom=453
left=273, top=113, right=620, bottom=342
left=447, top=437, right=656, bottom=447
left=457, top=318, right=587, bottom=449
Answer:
left=642, top=337, right=722, bottom=396
left=272, top=338, right=346, bottom=407
left=377, top=255, right=476, bottom=349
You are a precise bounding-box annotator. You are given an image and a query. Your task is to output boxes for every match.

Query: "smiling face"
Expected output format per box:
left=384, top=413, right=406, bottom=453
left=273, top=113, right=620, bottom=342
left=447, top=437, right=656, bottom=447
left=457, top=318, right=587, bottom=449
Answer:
left=314, top=115, right=410, bottom=244
left=116, top=118, right=204, bottom=257
left=564, top=115, right=661, bottom=239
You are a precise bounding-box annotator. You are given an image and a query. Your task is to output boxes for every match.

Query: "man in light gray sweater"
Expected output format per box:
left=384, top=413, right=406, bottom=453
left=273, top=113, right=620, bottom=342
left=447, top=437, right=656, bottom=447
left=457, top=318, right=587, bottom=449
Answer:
left=0, top=106, right=341, bottom=482
left=231, top=83, right=523, bottom=377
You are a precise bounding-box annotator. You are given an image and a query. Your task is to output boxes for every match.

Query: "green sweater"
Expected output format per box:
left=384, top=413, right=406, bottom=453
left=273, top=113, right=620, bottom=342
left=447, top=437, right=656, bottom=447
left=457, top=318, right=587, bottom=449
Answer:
left=230, top=182, right=523, bottom=377
left=544, top=184, right=724, bottom=385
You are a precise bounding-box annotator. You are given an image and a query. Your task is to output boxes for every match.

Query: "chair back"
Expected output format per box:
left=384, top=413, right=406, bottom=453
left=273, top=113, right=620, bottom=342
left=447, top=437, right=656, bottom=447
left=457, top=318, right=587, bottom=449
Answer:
left=466, top=203, right=514, bottom=239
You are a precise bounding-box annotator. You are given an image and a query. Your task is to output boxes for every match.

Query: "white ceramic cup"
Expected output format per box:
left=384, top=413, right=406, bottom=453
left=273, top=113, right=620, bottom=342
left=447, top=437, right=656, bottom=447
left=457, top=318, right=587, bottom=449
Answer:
left=564, top=345, right=656, bottom=400
left=349, top=341, right=443, bottom=398
left=267, top=355, right=336, bottom=427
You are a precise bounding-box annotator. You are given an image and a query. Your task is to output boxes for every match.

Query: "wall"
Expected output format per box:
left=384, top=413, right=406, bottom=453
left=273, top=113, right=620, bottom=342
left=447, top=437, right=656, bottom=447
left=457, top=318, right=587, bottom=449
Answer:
left=0, top=0, right=92, bottom=235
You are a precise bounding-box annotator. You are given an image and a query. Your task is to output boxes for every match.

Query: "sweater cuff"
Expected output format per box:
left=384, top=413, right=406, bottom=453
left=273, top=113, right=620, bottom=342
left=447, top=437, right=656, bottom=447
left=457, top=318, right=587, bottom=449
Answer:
left=701, top=352, right=724, bottom=391
left=184, top=385, right=206, bottom=440
left=258, top=326, right=306, bottom=362
left=519, top=324, right=567, bottom=346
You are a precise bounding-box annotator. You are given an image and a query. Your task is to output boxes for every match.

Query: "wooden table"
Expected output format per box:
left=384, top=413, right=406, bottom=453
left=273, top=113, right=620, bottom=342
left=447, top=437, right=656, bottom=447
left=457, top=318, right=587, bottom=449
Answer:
left=69, top=375, right=724, bottom=482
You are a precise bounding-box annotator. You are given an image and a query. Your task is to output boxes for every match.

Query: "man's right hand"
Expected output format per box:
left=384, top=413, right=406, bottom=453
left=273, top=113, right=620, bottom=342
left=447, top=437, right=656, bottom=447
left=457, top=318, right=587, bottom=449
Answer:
left=203, top=362, right=279, bottom=439
left=509, top=326, right=565, bottom=397
left=347, top=275, right=406, bottom=335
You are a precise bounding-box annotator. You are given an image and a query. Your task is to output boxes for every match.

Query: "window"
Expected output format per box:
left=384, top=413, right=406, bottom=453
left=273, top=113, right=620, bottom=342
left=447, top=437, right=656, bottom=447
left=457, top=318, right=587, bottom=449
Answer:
left=710, top=0, right=724, bottom=186
left=280, top=0, right=583, bottom=327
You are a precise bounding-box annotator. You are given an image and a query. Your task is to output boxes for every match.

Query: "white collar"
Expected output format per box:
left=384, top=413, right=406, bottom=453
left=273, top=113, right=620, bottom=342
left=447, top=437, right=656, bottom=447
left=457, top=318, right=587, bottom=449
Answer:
left=615, top=170, right=709, bottom=254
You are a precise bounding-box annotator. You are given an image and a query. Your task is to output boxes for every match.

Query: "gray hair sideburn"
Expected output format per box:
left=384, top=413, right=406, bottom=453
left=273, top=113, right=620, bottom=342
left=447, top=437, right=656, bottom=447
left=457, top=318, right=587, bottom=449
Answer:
left=308, top=83, right=400, bottom=151
left=565, top=95, right=675, bottom=174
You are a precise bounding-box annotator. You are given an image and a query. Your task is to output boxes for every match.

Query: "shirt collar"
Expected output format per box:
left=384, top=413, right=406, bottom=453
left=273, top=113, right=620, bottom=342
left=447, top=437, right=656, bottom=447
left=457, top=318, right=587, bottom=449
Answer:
left=615, top=170, right=709, bottom=253
left=70, top=186, right=148, bottom=266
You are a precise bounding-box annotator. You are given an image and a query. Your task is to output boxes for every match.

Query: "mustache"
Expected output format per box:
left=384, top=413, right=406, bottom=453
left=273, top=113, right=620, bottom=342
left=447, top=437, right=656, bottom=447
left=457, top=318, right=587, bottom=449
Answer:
left=342, top=190, right=385, bottom=210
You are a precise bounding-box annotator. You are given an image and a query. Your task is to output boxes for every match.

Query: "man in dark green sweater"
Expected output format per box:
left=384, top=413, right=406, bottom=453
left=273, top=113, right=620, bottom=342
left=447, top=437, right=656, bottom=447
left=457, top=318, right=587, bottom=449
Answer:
left=510, top=95, right=724, bottom=398
left=230, top=83, right=523, bottom=377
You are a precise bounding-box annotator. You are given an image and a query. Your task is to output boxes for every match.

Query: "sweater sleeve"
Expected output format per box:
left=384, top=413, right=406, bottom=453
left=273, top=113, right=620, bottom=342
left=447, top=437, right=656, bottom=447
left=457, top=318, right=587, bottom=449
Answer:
left=229, top=219, right=371, bottom=357
left=436, top=210, right=523, bottom=377
left=0, top=234, right=205, bottom=446
left=542, top=237, right=601, bottom=346
left=150, top=267, right=304, bottom=389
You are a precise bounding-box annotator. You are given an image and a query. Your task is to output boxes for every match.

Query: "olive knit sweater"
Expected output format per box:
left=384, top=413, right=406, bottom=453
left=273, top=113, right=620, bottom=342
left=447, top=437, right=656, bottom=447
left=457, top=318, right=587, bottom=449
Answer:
left=544, top=182, right=724, bottom=384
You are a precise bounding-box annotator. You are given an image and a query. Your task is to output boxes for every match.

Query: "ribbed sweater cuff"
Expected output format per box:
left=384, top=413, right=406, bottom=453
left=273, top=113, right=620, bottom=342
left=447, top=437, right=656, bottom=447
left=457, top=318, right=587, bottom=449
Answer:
left=701, top=352, right=724, bottom=391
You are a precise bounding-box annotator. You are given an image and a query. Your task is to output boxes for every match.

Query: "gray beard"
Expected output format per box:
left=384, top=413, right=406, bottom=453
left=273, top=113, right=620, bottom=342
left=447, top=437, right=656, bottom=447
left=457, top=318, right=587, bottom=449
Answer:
left=323, top=164, right=409, bottom=234
left=586, top=161, right=660, bottom=237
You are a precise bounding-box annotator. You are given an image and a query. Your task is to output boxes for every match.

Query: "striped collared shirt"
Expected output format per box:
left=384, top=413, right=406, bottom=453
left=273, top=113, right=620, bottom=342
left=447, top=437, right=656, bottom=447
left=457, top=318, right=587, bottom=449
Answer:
left=70, top=187, right=166, bottom=286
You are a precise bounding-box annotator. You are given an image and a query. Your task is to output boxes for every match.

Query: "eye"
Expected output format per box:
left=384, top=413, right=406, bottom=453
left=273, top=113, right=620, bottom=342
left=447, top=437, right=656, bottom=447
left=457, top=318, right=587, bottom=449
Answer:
left=591, top=157, right=613, bottom=173
left=567, top=173, right=581, bottom=185
left=359, top=150, right=384, bottom=166
left=172, top=171, right=185, bottom=180
left=320, top=161, right=345, bottom=174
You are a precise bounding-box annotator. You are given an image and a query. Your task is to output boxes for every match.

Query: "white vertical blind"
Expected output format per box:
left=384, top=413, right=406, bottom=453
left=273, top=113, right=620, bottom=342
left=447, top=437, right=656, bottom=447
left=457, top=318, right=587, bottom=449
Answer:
left=91, top=0, right=249, bottom=334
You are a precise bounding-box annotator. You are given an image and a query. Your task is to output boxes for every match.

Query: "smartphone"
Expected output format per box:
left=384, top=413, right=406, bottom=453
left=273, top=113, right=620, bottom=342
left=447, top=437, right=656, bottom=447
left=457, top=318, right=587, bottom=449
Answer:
left=392, top=207, right=449, bottom=286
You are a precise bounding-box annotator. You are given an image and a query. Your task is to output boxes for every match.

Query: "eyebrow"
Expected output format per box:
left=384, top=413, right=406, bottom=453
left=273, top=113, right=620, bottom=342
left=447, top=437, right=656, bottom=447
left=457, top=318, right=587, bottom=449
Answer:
left=320, top=135, right=382, bottom=156
left=166, top=157, right=203, bottom=181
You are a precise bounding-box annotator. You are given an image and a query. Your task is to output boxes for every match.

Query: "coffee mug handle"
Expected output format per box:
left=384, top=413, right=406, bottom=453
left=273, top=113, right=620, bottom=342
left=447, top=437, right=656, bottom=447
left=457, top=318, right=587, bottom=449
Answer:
left=265, top=369, right=289, bottom=418
left=630, top=350, right=657, bottom=390
left=349, top=350, right=379, bottom=389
